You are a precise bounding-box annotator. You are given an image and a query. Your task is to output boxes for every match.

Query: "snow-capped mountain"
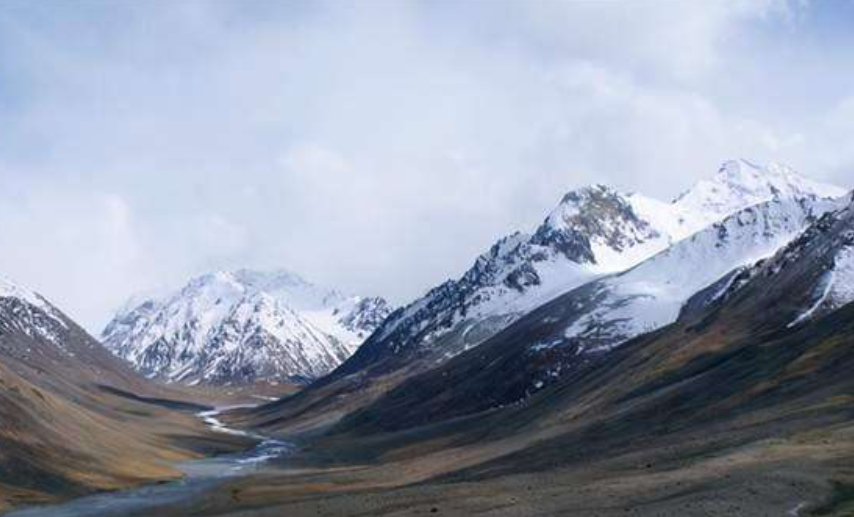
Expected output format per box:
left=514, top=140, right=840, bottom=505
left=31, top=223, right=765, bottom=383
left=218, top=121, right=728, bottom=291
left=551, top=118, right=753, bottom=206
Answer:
left=330, top=192, right=854, bottom=441
left=371, top=186, right=667, bottom=353
left=530, top=195, right=846, bottom=358
left=101, top=269, right=392, bottom=385
left=334, top=160, right=845, bottom=378
left=329, top=192, right=851, bottom=426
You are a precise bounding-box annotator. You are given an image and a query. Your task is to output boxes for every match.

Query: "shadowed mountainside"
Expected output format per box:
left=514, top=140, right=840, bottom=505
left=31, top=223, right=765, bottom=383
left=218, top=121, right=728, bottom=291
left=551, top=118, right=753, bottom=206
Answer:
left=201, top=261, right=854, bottom=516
left=201, top=199, right=854, bottom=516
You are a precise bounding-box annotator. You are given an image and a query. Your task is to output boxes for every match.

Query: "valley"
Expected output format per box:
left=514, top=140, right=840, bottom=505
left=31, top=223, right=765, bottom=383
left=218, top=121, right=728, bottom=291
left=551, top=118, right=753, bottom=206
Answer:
left=8, top=1, right=854, bottom=514
left=4, top=405, right=295, bottom=517
left=1, top=161, right=853, bottom=516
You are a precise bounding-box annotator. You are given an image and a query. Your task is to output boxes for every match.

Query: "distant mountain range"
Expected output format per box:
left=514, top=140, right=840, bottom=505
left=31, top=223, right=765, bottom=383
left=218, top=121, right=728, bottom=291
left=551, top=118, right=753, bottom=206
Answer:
left=101, top=269, right=392, bottom=385
left=101, top=160, right=846, bottom=392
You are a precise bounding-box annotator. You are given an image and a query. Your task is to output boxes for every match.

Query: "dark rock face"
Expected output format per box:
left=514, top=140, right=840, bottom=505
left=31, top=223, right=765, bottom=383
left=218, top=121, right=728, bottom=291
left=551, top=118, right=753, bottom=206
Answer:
left=339, top=297, right=393, bottom=338
left=531, top=185, right=660, bottom=263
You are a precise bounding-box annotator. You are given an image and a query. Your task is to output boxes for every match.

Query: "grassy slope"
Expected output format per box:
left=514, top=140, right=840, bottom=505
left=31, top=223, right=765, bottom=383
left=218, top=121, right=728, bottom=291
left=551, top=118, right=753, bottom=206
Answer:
left=0, top=311, right=254, bottom=511
left=170, top=301, right=854, bottom=516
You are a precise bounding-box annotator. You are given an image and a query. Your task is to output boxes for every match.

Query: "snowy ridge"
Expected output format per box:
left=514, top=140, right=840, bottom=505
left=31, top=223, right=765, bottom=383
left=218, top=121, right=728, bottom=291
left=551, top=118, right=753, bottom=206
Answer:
left=520, top=194, right=849, bottom=396
left=195, top=292, right=353, bottom=383
left=628, top=159, right=845, bottom=243
left=370, top=185, right=673, bottom=356
left=342, top=160, right=845, bottom=374
left=670, top=159, right=846, bottom=233
left=556, top=196, right=844, bottom=354
left=102, top=269, right=392, bottom=385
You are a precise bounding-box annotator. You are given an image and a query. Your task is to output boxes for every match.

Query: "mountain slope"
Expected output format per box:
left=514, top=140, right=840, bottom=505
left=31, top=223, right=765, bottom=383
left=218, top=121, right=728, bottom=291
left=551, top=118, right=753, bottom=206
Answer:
left=102, top=269, right=392, bottom=385
left=705, top=190, right=854, bottom=329
left=0, top=278, right=248, bottom=511
left=274, top=302, right=854, bottom=517
left=324, top=193, right=854, bottom=483
left=336, top=185, right=668, bottom=378
left=244, top=161, right=845, bottom=434
left=328, top=194, right=850, bottom=432
left=202, top=193, right=854, bottom=517
left=540, top=194, right=844, bottom=356
left=336, top=159, right=844, bottom=379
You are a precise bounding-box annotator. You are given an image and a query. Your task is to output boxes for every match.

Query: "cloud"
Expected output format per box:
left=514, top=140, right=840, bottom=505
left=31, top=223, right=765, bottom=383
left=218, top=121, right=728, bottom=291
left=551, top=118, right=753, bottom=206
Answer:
left=0, top=0, right=850, bottom=331
left=0, top=183, right=145, bottom=326
left=469, top=0, right=786, bottom=81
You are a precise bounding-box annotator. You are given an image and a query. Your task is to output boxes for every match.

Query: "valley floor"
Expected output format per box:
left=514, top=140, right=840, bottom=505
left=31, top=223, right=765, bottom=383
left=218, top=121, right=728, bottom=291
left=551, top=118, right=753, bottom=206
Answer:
left=17, top=410, right=851, bottom=517
left=52, top=432, right=852, bottom=517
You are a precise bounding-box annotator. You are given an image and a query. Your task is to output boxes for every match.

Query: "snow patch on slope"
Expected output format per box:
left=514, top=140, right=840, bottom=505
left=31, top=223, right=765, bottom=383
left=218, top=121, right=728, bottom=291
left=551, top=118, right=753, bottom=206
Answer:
left=788, top=224, right=854, bottom=327
left=830, top=245, right=854, bottom=306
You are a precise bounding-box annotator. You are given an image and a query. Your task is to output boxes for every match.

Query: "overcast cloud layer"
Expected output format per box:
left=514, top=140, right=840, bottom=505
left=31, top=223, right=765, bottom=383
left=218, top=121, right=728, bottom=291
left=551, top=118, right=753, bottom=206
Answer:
left=1, top=0, right=853, bottom=331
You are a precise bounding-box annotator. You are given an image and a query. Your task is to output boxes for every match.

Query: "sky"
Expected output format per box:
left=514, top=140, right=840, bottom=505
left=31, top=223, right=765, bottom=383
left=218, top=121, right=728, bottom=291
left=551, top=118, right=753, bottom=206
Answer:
left=0, top=0, right=853, bottom=332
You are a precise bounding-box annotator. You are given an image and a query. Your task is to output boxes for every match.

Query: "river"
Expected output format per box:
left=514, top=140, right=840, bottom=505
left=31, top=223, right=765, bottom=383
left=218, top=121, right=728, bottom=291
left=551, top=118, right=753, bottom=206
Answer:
left=4, top=406, right=293, bottom=517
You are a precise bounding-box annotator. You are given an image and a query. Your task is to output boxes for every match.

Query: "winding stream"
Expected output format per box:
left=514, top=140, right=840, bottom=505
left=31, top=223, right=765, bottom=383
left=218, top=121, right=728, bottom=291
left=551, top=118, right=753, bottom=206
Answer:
left=5, top=406, right=293, bottom=517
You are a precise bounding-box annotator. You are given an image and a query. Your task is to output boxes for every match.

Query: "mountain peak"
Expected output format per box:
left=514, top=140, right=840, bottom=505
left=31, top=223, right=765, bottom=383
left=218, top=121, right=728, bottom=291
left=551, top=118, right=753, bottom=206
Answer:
left=714, top=159, right=817, bottom=194
left=102, top=267, right=393, bottom=385
left=231, top=268, right=311, bottom=288
left=717, top=157, right=760, bottom=175
left=566, top=182, right=616, bottom=196
left=0, top=277, right=64, bottom=324
left=556, top=183, right=621, bottom=206
left=336, top=160, right=847, bottom=384
left=532, top=183, right=662, bottom=268
left=188, top=268, right=310, bottom=292
left=715, top=159, right=842, bottom=199
left=545, top=184, right=631, bottom=232
left=671, top=159, right=845, bottom=233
